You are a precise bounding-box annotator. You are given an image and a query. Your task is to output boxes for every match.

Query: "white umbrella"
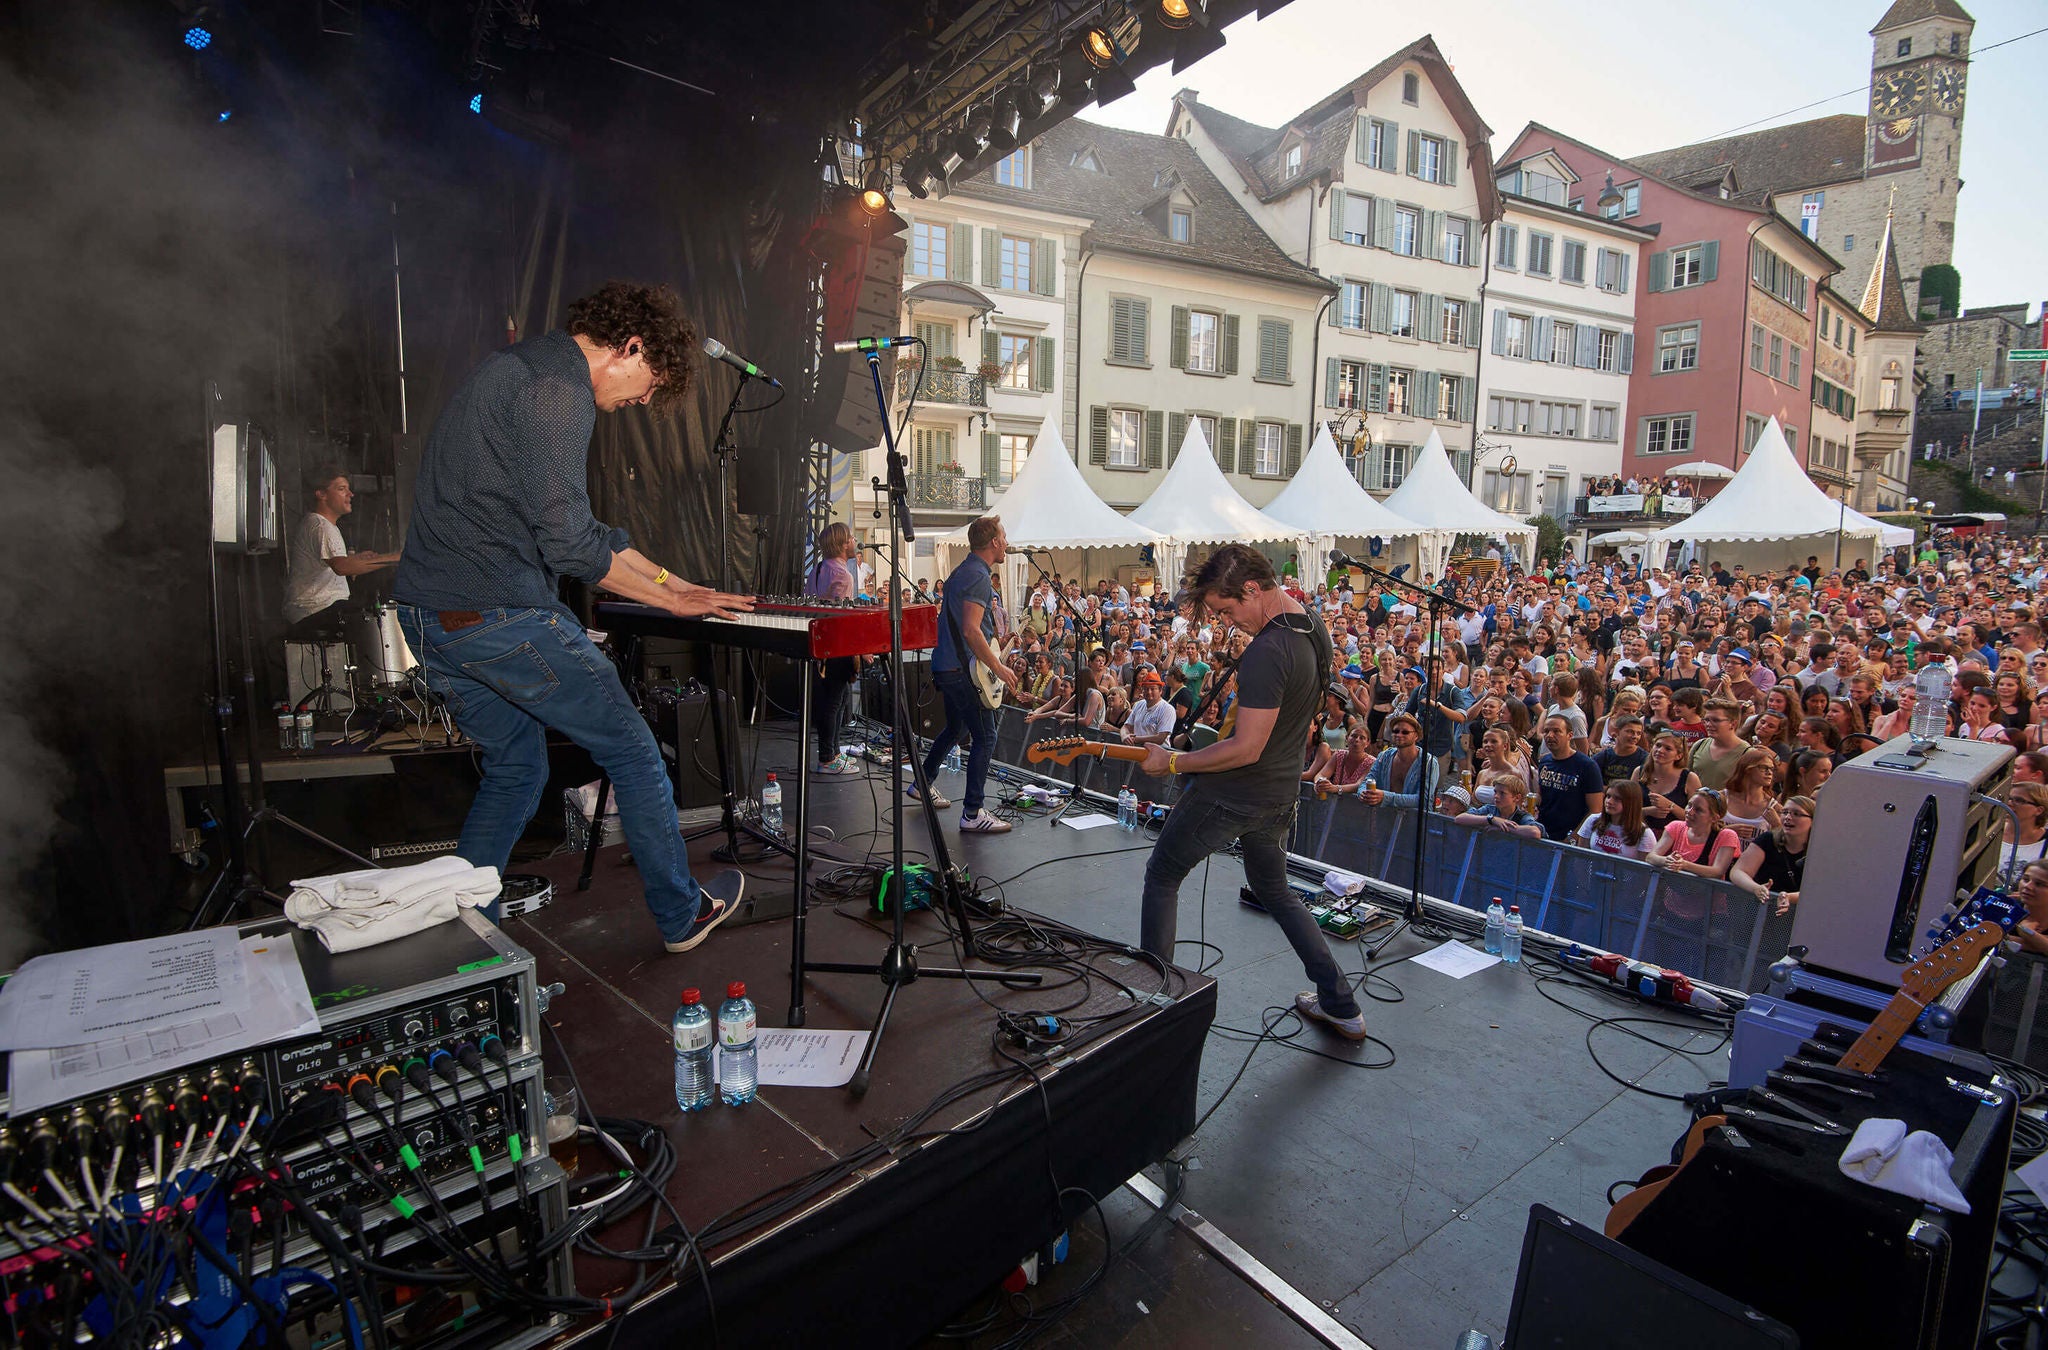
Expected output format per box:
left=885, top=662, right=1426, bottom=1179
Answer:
left=1667, top=461, right=1735, bottom=480
left=1589, top=529, right=1655, bottom=546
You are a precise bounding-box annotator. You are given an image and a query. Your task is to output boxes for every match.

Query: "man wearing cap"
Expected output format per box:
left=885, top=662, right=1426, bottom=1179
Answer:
left=1123, top=671, right=1177, bottom=746
left=1718, top=649, right=1762, bottom=709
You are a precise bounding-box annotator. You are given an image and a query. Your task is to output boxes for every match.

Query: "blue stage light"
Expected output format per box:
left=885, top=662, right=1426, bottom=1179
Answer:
left=184, top=26, right=213, bottom=51
left=468, top=93, right=483, bottom=114
left=219, top=109, right=232, bottom=122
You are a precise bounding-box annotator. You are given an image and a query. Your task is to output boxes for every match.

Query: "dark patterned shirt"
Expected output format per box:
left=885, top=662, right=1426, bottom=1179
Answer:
left=395, top=330, right=628, bottom=614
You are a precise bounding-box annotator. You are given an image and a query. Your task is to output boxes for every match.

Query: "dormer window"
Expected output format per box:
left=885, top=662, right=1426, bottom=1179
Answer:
left=1402, top=72, right=1419, bottom=104
left=1284, top=143, right=1303, bottom=178
left=1073, top=147, right=1102, bottom=172
left=1169, top=209, right=1192, bottom=242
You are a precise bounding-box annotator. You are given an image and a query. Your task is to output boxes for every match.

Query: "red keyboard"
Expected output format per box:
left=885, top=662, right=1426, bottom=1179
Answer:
left=594, top=597, right=938, bottom=661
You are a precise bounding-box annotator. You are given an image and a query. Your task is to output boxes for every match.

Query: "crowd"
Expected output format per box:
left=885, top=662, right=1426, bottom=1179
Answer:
left=951, top=527, right=2048, bottom=930
left=1583, top=475, right=1695, bottom=499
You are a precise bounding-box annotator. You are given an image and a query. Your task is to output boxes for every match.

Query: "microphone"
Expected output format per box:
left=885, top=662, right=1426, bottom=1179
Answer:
left=702, top=337, right=781, bottom=388
left=832, top=334, right=919, bottom=354
left=1327, top=549, right=1361, bottom=569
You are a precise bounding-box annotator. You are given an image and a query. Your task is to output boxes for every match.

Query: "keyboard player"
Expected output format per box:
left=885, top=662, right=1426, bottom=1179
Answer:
left=395, top=281, right=754, bottom=954
left=806, top=522, right=865, bottom=777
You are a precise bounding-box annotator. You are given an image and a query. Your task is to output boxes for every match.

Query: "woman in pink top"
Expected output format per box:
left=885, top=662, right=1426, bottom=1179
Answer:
left=1648, top=790, right=1742, bottom=880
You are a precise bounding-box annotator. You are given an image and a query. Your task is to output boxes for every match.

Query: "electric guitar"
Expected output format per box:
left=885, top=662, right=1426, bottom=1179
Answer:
left=1604, top=1112, right=1727, bottom=1240
left=1026, top=736, right=1153, bottom=769
left=1836, top=886, right=2027, bottom=1074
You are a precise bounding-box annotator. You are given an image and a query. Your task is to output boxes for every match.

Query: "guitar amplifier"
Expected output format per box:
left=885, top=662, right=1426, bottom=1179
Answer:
left=1617, top=1044, right=2014, bottom=1350
left=1790, top=734, right=2011, bottom=989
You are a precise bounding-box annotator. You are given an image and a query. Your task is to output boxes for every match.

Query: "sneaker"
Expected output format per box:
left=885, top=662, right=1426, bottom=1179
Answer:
left=663, top=869, right=745, bottom=952
left=815, top=755, right=865, bottom=777
left=1294, top=991, right=1368, bottom=1042
left=906, top=783, right=952, bottom=810
left=959, top=810, right=1012, bottom=834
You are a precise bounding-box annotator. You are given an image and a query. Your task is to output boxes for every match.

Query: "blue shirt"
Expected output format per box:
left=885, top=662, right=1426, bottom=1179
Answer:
left=395, top=331, right=629, bottom=614
left=933, top=552, right=995, bottom=673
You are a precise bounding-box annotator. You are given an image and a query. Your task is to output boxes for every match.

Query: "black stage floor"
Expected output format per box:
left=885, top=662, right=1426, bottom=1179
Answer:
left=512, top=724, right=1718, bottom=1349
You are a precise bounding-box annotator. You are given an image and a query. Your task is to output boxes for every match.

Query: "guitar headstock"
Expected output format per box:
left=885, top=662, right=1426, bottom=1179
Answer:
left=1025, top=737, right=1094, bottom=766
left=1900, top=921, right=2004, bottom=1005
left=1920, top=884, right=2028, bottom=957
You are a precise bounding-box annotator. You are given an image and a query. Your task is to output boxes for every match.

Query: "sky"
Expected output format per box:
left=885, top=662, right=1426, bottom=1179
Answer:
left=1080, top=0, right=2045, bottom=318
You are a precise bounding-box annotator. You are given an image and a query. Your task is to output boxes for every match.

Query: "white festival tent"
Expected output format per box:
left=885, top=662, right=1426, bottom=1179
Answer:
left=1260, top=423, right=1434, bottom=585
left=1378, top=429, right=1540, bottom=579
left=1650, top=418, right=1913, bottom=569
left=1125, top=420, right=1308, bottom=593
left=934, top=413, right=1160, bottom=618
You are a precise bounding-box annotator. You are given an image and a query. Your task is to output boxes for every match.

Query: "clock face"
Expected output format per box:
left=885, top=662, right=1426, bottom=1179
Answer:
left=1872, top=66, right=1926, bottom=118
left=1931, top=63, right=1966, bottom=114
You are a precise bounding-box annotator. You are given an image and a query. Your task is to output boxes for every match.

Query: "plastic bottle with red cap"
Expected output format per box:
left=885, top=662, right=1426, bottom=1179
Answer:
left=717, top=981, right=758, bottom=1105
left=673, top=988, right=714, bottom=1112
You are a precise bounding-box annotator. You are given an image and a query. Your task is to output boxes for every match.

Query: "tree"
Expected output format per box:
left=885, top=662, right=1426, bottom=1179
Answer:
left=1919, top=264, right=1961, bottom=320
left=1528, top=513, right=1565, bottom=563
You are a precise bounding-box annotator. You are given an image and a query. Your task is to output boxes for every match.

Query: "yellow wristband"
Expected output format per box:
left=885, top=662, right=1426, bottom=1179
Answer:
left=1169, top=752, right=1181, bottom=775
left=652, top=567, right=669, bottom=586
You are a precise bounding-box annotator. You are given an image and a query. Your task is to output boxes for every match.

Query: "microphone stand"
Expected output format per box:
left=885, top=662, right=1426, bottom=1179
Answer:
left=1330, top=550, right=1475, bottom=925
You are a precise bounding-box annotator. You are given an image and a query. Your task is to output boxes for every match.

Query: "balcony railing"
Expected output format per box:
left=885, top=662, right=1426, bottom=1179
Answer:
left=895, top=366, right=987, bottom=407
left=908, top=472, right=987, bottom=511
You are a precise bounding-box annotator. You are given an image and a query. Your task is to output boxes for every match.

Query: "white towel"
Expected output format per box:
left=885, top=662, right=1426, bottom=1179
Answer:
left=286, top=859, right=500, bottom=953
left=1838, top=1116, right=1971, bottom=1214
left=1324, top=868, right=1366, bottom=897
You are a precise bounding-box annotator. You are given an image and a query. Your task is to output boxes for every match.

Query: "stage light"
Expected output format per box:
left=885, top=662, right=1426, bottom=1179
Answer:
left=1090, top=61, right=1138, bottom=106
left=183, top=25, right=213, bottom=50
left=218, top=109, right=232, bottom=122
left=1171, top=18, right=1226, bottom=72
left=469, top=93, right=483, bottom=114
left=1027, top=62, right=1062, bottom=115
left=987, top=90, right=1024, bottom=153
left=950, top=109, right=991, bottom=165
left=859, top=161, right=893, bottom=216
left=903, top=150, right=943, bottom=200
left=1157, top=0, right=1196, bottom=30
left=1083, top=4, right=1142, bottom=68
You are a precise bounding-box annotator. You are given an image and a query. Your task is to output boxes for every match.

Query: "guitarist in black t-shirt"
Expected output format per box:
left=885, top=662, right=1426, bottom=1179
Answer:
left=1137, top=545, right=1369, bottom=1041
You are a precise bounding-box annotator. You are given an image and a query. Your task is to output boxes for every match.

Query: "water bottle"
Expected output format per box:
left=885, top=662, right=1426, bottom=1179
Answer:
left=760, top=773, right=783, bottom=835
left=672, top=988, right=715, bottom=1112
left=1502, top=905, right=1525, bottom=964
left=945, top=743, right=964, bottom=774
left=1483, top=898, right=1506, bottom=956
left=717, top=982, right=758, bottom=1106
left=1119, top=786, right=1137, bottom=830
left=1909, top=664, right=1952, bottom=744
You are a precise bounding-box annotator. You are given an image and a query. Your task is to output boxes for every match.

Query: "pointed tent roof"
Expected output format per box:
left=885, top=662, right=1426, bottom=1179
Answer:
left=1378, top=431, right=1538, bottom=545
left=939, top=414, right=1159, bottom=549
left=1261, top=424, right=1433, bottom=538
left=1654, top=418, right=1908, bottom=546
left=1126, top=422, right=1302, bottom=544
left=1858, top=211, right=1924, bottom=334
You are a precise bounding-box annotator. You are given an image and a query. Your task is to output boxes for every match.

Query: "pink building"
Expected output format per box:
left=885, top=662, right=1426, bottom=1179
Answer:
left=1501, top=124, right=1841, bottom=481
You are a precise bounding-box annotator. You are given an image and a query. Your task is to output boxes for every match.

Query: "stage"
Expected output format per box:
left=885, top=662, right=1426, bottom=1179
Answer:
left=507, top=724, right=1721, bottom=1349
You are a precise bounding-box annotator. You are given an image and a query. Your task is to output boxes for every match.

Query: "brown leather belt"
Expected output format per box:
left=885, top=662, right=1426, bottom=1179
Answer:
left=439, top=610, right=484, bottom=632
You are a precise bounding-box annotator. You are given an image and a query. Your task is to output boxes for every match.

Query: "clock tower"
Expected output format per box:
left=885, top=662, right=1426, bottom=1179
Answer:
left=1864, top=0, right=1972, bottom=312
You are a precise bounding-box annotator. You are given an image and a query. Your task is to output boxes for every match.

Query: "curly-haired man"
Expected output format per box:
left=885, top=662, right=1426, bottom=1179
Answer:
left=395, top=280, right=753, bottom=952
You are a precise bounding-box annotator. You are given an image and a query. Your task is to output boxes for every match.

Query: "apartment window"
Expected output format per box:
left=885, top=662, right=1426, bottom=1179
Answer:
left=1538, top=400, right=1580, bottom=438
left=1496, top=225, right=1519, bottom=268
left=1341, top=193, right=1369, bottom=246
left=1482, top=471, right=1531, bottom=514
left=1256, top=317, right=1292, bottom=382
left=1844, top=233, right=1855, bottom=252
left=1169, top=209, right=1191, bottom=242
left=1769, top=333, right=1783, bottom=380
left=1594, top=247, right=1630, bottom=292
left=1367, top=119, right=1395, bottom=171
left=1560, top=239, right=1586, bottom=283
left=1284, top=144, right=1303, bottom=178
left=995, top=432, right=1032, bottom=487
left=1751, top=243, right=1808, bottom=313
left=1789, top=344, right=1802, bottom=390
left=1339, top=281, right=1367, bottom=330
left=1393, top=206, right=1420, bottom=256
left=1669, top=244, right=1704, bottom=288
left=1503, top=313, right=1530, bottom=359
left=1386, top=368, right=1412, bottom=416
left=1658, top=323, right=1700, bottom=373
left=1193, top=414, right=1219, bottom=454
left=1551, top=321, right=1576, bottom=365
left=914, top=319, right=957, bottom=361
left=1391, top=289, right=1417, bottom=338
left=1744, top=414, right=1767, bottom=452
left=1254, top=422, right=1285, bottom=476
left=994, top=149, right=1028, bottom=188
left=998, top=333, right=1035, bottom=389
left=1402, top=72, right=1419, bottom=104
left=1445, top=217, right=1468, bottom=265
left=1590, top=404, right=1619, bottom=442
left=1750, top=323, right=1767, bottom=373
left=1442, top=298, right=1466, bottom=346
left=911, top=425, right=955, bottom=476
left=1598, top=329, right=1620, bottom=372
left=910, top=221, right=948, bottom=277
left=1848, top=327, right=1856, bottom=355
left=1439, top=374, right=1463, bottom=420
left=1373, top=443, right=1410, bottom=492
left=998, top=235, right=1034, bottom=290
left=1414, top=135, right=1444, bottom=183
left=1624, top=183, right=1641, bottom=217
left=1487, top=395, right=1534, bottom=433
left=1335, top=360, right=1364, bottom=410
left=1107, top=409, right=1143, bottom=468
left=1526, top=232, right=1553, bottom=276
left=1187, top=310, right=1219, bottom=373
left=1642, top=413, right=1695, bottom=456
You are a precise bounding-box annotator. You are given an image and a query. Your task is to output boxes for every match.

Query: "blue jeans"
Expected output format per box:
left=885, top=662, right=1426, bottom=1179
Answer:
left=922, top=670, right=994, bottom=815
left=397, top=605, right=705, bottom=940
left=1141, top=790, right=1360, bottom=1020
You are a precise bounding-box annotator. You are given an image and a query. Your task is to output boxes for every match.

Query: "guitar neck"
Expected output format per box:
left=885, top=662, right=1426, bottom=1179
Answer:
left=1836, top=993, right=1927, bottom=1075
left=1080, top=742, right=1153, bottom=765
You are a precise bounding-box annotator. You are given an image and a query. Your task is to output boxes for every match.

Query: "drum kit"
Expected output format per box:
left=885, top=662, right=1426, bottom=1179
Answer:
left=290, top=602, right=457, bottom=747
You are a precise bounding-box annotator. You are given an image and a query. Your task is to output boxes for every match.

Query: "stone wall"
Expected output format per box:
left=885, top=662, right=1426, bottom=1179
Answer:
left=1923, top=307, right=2034, bottom=399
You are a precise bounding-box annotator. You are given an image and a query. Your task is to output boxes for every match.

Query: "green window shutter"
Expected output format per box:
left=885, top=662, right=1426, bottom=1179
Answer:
left=1238, top=419, right=1257, bottom=471
left=1460, top=378, right=1477, bottom=422
left=1534, top=316, right=1554, bottom=361
left=1368, top=282, right=1392, bottom=334
left=1325, top=356, right=1341, bottom=407
left=1358, top=196, right=1375, bottom=248
left=1619, top=334, right=1635, bottom=374
left=1422, top=209, right=1442, bottom=261
left=982, top=327, right=1000, bottom=364
left=1702, top=239, right=1720, bottom=282
left=1144, top=410, right=1165, bottom=469
left=1444, top=138, right=1458, bottom=186
left=1406, top=129, right=1421, bottom=178
left=1648, top=250, right=1668, bottom=292
left=1354, top=116, right=1369, bottom=164
left=1273, top=319, right=1288, bottom=380
left=1111, top=297, right=1132, bottom=361
left=1132, top=300, right=1150, bottom=364
left=982, top=430, right=1000, bottom=480
left=1373, top=202, right=1396, bottom=250
left=1170, top=305, right=1190, bottom=369
left=1366, top=363, right=1387, bottom=413
left=1285, top=423, right=1304, bottom=475
left=1216, top=417, right=1236, bottom=473
left=1329, top=190, right=1345, bottom=242
left=1168, top=412, right=1188, bottom=464
left=1256, top=319, right=1277, bottom=380
left=1466, top=309, right=1480, bottom=349
left=981, top=228, right=1001, bottom=287
left=1222, top=313, right=1240, bottom=376
left=1033, top=336, right=1054, bottom=392
left=1419, top=292, right=1441, bottom=343
left=1089, top=406, right=1109, bottom=464
left=1383, top=121, right=1400, bottom=171
left=1033, top=237, right=1056, bottom=295
left=1417, top=371, right=1440, bottom=419
left=949, top=223, right=970, bottom=282
left=1491, top=309, right=1508, bottom=355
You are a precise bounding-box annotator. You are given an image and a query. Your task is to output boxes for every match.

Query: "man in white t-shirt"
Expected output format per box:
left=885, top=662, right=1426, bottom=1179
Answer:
left=283, top=469, right=399, bottom=635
